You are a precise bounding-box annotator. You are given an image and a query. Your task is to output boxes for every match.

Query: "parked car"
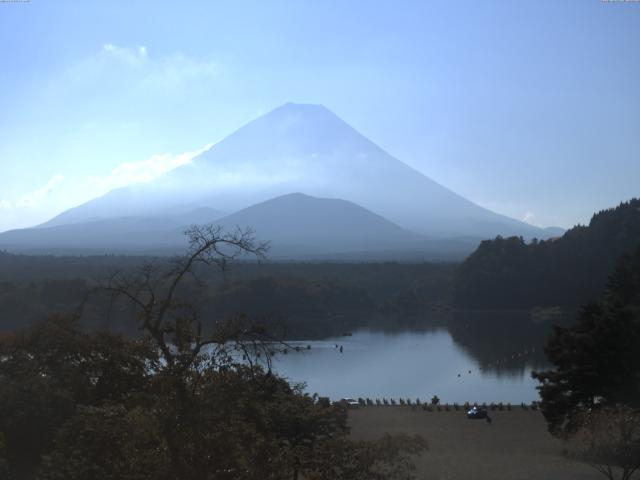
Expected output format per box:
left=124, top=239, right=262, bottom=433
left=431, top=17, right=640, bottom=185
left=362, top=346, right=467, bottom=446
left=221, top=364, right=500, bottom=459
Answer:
left=466, top=406, right=488, bottom=419
left=337, top=398, right=360, bottom=409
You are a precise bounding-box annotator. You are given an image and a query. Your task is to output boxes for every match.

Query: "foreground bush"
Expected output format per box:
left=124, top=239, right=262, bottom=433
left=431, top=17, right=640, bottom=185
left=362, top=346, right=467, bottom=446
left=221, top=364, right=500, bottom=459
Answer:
left=567, top=406, right=640, bottom=480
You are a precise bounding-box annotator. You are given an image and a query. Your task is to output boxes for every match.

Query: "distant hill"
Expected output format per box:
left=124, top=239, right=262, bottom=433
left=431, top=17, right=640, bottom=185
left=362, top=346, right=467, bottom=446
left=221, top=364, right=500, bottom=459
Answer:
left=213, top=193, right=420, bottom=255
left=453, top=198, right=640, bottom=309
left=39, top=103, right=553, bottom=240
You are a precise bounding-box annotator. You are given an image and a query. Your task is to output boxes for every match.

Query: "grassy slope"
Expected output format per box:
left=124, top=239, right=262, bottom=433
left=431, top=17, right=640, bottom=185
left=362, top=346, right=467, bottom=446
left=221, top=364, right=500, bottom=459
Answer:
left=348, top=407, right=601, bottom=480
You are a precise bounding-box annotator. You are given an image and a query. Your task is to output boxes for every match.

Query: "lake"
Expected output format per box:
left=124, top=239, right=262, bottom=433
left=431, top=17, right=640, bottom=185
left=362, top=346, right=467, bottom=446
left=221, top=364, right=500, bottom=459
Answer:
left=272, top=328, right=546, bottom=403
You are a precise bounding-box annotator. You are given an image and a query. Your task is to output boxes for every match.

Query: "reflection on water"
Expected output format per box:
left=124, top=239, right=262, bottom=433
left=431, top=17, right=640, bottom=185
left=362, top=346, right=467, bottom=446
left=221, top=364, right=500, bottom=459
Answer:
left=272, top=326, right=548, bottom=403
left=448, top=310, right=550, bottom=374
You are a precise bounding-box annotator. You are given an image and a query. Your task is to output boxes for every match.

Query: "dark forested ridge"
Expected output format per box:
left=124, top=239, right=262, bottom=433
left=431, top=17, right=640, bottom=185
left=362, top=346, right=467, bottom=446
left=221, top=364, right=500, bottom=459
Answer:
left=0, top=256, right=454, bottom=337
left=453, top=198, right=640, bottom=310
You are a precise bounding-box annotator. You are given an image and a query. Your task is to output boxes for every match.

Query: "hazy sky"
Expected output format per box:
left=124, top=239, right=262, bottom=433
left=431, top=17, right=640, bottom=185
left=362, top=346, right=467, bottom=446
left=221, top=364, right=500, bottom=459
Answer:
left=1, top=0, right=638, bottom=232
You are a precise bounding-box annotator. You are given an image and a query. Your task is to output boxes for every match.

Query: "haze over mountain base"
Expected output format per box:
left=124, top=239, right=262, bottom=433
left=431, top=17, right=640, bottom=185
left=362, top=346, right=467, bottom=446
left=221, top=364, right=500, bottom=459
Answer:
left=0, top=103, right=563, bottom=259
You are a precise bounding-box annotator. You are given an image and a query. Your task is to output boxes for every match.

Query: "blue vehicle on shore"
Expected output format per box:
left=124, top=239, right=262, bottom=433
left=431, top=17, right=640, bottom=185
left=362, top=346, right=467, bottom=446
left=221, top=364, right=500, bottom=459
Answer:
left=466, top=406, right=488, bottom=419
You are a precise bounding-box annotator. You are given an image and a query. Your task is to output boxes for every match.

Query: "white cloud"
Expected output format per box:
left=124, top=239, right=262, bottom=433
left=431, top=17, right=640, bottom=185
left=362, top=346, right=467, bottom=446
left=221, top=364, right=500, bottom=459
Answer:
left=0, top=45, right=226, bottom=232
left=102, top=43, right=148, bottom=66
left=71, top=44, right=222, bottom=91
left=87, top=143, right=213, bottom=193
left=0, top=176, right=64, bottom=231
left=522, top=210, right=537, bottom=225
left=16, top=175, right=65, bottom=208
left=0, top=144, right=214, bottom=232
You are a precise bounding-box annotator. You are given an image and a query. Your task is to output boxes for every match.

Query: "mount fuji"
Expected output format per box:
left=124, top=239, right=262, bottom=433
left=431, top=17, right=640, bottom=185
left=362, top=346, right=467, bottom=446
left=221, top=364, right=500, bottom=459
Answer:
left=0, top=103, right=555, bottom=257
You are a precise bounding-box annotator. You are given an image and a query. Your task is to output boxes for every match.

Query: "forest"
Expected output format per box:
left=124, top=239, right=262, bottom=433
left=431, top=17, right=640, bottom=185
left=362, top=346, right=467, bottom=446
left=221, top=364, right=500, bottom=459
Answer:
left=0, top=256, right=454, bottom=338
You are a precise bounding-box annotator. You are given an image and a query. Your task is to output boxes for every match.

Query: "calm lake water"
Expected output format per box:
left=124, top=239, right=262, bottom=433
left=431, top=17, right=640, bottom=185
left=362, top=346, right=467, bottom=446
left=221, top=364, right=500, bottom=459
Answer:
left=272, top=328, right=545, bottom=403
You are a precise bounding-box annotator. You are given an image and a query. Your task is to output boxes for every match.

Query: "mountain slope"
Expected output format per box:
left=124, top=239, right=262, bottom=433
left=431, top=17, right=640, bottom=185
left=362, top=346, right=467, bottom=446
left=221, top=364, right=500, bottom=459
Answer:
left=0, top=217, right=186, bottom=253
left=41, top=103, right=549, bottom=239
left=0, top=207, right=222, bottom=254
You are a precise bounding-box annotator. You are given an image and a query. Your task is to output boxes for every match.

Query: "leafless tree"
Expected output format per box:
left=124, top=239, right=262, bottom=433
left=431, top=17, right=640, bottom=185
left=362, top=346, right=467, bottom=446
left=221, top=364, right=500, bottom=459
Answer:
left=99, top=224, right=291, bottom=474
left=102, top=224, right=275, bottom=374
left=567, top=405, right=640, bottom=480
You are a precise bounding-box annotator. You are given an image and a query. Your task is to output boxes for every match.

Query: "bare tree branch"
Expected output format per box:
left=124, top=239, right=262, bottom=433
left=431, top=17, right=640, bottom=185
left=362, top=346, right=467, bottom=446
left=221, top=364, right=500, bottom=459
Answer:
left=97, top=223, right=273, bottom=374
